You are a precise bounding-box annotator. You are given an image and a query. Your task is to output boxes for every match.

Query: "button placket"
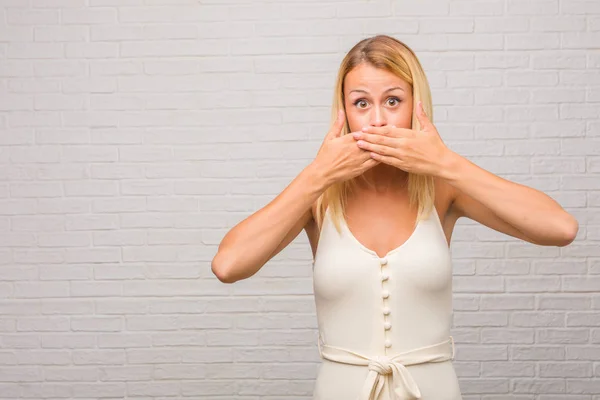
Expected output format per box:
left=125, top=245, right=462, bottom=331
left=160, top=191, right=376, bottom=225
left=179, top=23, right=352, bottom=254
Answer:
left=379, top=256, right=391, bottom=353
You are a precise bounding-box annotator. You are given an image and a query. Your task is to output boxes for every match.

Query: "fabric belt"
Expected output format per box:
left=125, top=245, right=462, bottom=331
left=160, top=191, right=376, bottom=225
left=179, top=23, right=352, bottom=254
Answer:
left=318, top=335, right=455, bottom=400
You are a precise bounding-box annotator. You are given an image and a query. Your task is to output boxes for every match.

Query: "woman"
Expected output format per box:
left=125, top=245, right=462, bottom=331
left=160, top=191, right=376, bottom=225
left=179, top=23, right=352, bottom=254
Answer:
left=212, top=35, right=579, bottom=400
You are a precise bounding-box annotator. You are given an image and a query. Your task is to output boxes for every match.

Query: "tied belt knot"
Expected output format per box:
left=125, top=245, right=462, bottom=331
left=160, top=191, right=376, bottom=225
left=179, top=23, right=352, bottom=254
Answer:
left=368, top=355, right=394, bottom=375
left=318, top=336, right=455, bottom=400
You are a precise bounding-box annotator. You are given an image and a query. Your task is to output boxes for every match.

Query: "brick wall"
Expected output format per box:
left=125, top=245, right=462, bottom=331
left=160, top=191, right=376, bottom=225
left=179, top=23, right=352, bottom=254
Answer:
left=0, top=0, right=598, bottom=398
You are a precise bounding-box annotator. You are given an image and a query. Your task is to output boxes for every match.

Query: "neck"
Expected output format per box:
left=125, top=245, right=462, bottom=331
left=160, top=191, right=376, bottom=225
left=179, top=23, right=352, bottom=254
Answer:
left=360, top=164, right=408, bottom=193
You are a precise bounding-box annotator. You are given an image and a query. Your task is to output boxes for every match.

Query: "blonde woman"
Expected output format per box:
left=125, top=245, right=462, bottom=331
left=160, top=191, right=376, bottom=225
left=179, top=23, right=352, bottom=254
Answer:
left=212, top=35, right=578, bottom=400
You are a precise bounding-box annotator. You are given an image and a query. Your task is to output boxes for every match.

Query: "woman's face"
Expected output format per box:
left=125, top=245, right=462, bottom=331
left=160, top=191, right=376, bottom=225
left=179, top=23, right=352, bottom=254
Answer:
left=343, top=63, right=413, bottom=133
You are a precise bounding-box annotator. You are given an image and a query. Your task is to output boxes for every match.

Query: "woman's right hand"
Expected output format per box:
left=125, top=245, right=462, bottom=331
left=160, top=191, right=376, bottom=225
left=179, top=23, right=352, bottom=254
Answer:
left=312, top=109, right=380, bottom=185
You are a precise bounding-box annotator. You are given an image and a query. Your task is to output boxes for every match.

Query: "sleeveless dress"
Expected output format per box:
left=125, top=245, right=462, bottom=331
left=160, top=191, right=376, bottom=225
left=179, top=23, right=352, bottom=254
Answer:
left=311, top=204, right=462, bottom=400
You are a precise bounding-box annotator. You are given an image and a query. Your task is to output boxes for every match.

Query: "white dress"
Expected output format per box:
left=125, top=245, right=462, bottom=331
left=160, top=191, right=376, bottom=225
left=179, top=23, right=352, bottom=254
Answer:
left=311, top=205, right=462, bottom=400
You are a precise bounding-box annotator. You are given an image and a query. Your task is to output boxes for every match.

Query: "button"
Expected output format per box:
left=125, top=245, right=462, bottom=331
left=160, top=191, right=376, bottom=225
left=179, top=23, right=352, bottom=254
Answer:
left=381, top=273, right=389, bottom=281
left=383, top=307, right=390, bottom=315
left=379, top=257, right=388, bottom=265
left=382, top=290, right=389, bottom=299
left=385, top=340, right=392, bottom=348
left=384, top=322, right=392, bottom=330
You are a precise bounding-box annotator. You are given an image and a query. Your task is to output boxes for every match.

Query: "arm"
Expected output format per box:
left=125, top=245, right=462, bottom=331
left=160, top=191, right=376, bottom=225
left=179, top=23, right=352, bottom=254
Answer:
left=211, top=163, right=330, bottom=283
left=440, top=151, right=579, bottom=247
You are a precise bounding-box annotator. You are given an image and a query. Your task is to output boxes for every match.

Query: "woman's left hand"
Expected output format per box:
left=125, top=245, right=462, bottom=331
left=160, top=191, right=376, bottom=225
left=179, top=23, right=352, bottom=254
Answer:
left=351, top=100, right=454, bottom=177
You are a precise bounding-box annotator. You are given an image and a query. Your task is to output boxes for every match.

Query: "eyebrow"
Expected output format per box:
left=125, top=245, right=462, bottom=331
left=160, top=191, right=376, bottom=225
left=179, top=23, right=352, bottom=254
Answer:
left=349, top=86, right=405, bottom=95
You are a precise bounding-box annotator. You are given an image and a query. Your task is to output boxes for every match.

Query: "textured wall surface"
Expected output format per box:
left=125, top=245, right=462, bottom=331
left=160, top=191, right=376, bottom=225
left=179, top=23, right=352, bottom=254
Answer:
left=0, top=0, right=599, bottom=398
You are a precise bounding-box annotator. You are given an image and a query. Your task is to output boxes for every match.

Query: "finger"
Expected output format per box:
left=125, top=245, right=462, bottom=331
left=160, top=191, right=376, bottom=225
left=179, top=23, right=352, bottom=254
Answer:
left=416, top=100, right=430, bottom=131
left=361, top=125, right=391, bottom=135
left=358, top=157, right=379, bottom=172
left=362, top=125, right=413, bottom=138
left=357, top=141, right=394, bottom=156
left=353, top=132, right=392, bottom=148
left=369, top=152, right=398, bottom=169
left=362, top=158, right=380, bottom=169
left=327, top=109, right=346, bottom=140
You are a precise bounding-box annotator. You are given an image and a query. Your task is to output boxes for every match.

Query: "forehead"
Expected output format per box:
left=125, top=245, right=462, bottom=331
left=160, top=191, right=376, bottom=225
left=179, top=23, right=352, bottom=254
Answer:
left=344, top=63, right=410, bottom=93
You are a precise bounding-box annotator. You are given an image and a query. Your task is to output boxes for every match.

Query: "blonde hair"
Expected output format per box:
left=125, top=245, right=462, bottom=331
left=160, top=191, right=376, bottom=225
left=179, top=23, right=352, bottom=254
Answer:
left=315, top=34, right=436, bottom=234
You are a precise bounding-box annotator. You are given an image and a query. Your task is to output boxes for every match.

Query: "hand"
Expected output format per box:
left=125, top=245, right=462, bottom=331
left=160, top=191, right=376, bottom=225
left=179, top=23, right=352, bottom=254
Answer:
left=312, top=109, right=380, bottom=185
left=350, top=101, right=452, bottom=177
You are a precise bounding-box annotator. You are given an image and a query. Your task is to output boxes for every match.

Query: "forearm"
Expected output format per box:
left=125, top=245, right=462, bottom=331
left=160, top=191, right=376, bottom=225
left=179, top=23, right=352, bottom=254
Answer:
left=440, top=150, right=578, bottom=244
left=212, top=163, right=330, bottom=282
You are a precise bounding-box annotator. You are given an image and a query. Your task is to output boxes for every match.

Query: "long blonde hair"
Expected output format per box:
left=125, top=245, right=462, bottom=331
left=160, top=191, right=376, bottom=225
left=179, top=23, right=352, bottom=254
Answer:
left=315, top=35, right=436, bottom=234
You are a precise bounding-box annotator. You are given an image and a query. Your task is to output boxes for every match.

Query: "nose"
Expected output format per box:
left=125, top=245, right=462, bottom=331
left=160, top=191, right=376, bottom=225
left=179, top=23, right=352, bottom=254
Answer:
left=370, top=105, right=387, bottom=127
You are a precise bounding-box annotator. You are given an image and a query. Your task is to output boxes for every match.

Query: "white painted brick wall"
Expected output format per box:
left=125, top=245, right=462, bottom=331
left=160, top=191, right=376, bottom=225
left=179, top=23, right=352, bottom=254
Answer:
left=0, top=0, right=598, bottom=398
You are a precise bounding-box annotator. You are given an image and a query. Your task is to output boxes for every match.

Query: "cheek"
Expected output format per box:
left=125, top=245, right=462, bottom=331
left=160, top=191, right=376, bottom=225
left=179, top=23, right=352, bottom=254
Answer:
left=392, top=104, right=414, bottom=128
left=344, top=109, right=364, bottom=132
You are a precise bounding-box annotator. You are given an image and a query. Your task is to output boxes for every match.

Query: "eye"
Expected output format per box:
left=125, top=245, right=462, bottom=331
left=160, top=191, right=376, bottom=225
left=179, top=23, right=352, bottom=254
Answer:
left=352, top=97, right=401, bottom=109
left=353, top=99, right=368, bottom=108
